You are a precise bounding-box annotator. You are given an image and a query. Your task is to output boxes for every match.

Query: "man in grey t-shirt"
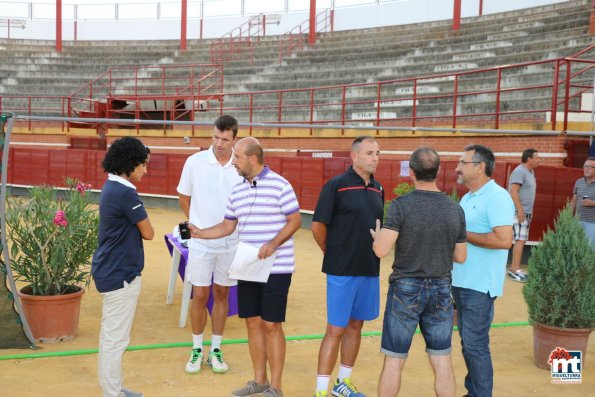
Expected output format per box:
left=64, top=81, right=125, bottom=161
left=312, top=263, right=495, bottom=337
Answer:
left=371, top=147, right=466, bottom=397
left=571, top=156, right=595, bottom=248
left=507, top=149, right=539, bottom=282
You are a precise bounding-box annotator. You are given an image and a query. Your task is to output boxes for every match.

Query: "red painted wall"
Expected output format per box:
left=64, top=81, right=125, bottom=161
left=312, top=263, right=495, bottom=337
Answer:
left=6, top=148, right=582, bottom=241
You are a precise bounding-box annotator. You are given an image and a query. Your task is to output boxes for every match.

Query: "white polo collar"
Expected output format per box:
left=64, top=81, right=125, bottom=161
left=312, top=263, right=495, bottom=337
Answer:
left=207, top=145, right=235, bottom=168
left=108, top=173, right=137, bottom=190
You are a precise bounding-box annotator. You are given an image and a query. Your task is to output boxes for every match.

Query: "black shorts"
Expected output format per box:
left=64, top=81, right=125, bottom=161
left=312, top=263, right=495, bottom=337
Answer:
left=237, top=274, right=292, bottom=323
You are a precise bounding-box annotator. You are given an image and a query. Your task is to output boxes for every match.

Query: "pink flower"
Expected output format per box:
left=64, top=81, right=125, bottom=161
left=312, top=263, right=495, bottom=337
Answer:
left=76, top=182, right=92, bottom=195
left=53, top=210, right=68, bottom=227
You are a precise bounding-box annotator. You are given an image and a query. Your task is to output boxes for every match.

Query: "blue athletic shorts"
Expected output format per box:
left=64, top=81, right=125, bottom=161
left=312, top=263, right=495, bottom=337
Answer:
left=327, top=275, right=379, bottom=327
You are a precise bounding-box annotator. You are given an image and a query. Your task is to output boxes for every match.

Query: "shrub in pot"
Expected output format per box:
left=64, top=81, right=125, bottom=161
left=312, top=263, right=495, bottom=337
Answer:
left=6, top=178, right=99, bottom=342
left=523, top=204, right=595, bottom=369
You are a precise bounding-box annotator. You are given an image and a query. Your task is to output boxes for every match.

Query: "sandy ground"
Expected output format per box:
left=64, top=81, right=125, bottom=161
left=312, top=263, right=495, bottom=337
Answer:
left=1, top=206, right=593, bottom=397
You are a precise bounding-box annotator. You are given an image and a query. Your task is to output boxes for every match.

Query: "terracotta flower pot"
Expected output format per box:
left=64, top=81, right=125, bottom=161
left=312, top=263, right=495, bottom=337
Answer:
left=18, top=286, right=85, bottom=343
left=532, top=322, right=592, bottom=370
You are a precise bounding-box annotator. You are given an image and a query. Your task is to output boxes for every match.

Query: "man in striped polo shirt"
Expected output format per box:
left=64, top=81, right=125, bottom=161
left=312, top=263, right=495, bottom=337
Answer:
left=571, top=156, right=595, bottom=248
left=188, top=137, right=302, bottom=397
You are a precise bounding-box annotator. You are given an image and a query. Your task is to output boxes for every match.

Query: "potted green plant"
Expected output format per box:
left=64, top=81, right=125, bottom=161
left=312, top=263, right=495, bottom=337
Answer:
left=6, top=178, right=99, bottom=343
left=523, top=203, right=595, bottom=369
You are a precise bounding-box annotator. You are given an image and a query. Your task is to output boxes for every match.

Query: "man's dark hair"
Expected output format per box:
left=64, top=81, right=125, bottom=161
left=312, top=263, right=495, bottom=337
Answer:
left=102, top=137, right=149, bottom=176
left=521, top=148, right=538, bottom=163
left=409, top=147, right=440, bottom=182
left=587, top=156, right=595, bottom=162
left=352, top=136, right=377, bottom=152
left=464, top=144, right=496, bottom=177
left=214, top=114, right=239, bottom=138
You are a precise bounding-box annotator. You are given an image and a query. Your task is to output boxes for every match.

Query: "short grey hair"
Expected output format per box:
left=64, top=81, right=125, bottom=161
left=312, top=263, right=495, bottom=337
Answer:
left=464, top=144, right=495, bottom=177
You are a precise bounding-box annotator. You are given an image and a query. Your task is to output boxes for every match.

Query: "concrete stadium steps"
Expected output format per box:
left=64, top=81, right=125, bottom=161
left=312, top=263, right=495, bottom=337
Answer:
left=312, top=15, right=586, bottom=55
left=0, top=38, right=214, bottom=98
left=0, top=56, right=184, bottom=67
left=219, top=2, right=592, bottom=114
left=256, top=21, right=589, bottom=74
left=310, top=1, right=588, bottom=48
left=231, top=46, right=567, bottom=88
left=222, top=75, right=563, bottom=108
left=225, top=92, right=559, bottom=118
left=221, top=4, right=593, bottom=111
left=0, top=0, right=593, bottom=129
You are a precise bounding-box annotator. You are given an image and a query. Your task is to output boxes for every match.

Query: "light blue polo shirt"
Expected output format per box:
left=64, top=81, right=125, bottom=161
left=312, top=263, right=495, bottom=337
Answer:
left=452, top=179, right=514, bottom=297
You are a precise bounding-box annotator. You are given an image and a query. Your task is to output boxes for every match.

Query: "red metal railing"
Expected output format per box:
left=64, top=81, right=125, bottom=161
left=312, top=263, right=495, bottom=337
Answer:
left=278, top=9, right=331, bottom=63
left=69, top=64, right=223, bottom=109
left=2, top=45, right=595, bottom=135
left=0, top=95, right=68, bottom=132
left=216, top=44, right=595, bottom=135
left=66, top=63, right=223, bottom=134
left=209, top=14, right=265, bottom=65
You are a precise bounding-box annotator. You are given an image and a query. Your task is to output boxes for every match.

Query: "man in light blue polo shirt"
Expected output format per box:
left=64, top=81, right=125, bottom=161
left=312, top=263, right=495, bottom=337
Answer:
left=452, top=144, right=514, bottom=397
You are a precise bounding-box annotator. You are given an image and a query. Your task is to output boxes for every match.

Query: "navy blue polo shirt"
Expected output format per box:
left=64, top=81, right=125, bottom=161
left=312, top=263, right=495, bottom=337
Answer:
left=313, top=166, right=384, bottom=276
left=92, top=178, right=148, bottom=293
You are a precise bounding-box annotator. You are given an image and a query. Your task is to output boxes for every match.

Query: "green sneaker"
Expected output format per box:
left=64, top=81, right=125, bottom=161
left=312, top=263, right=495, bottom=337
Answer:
left=207, top=348, right=229, bottom=373
left=314, top=391, right=328, bottom=397
left=185, top=348, right=203, bottom=374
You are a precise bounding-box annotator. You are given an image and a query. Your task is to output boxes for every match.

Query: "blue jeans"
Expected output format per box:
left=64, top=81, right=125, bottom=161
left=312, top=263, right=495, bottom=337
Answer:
left=381, top=278, right=453, bottom=358
left=452, top=286, right=496, bottom=397
left=579, top=221, right=595, bottom=249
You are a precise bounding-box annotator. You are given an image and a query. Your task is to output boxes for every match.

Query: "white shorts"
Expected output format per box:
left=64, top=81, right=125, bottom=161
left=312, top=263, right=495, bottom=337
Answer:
left=187, top=249, right=237, bottom=287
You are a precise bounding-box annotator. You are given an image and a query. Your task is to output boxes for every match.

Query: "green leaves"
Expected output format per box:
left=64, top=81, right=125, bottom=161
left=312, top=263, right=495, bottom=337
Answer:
left=523, top=203, right=595, bottom=329
left=6, top=178, right=99, bottom=296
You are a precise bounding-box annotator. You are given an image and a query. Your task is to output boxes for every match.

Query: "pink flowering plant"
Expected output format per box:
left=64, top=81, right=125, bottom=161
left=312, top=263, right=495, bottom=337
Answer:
left=6, top=178, right=99, bottom=296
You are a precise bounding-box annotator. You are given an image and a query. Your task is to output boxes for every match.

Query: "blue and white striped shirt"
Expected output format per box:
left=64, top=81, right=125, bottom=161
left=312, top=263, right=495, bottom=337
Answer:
left=225, top=166, right=300, bottom=274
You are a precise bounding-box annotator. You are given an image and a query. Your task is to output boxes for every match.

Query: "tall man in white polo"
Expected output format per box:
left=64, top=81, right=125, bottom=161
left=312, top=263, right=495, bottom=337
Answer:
left=177, top=115, right=243, bottom=374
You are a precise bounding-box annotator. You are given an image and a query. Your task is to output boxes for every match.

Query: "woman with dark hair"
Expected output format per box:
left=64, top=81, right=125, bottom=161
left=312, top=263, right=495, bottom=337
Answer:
left=92, top=137, right=154, bottom=397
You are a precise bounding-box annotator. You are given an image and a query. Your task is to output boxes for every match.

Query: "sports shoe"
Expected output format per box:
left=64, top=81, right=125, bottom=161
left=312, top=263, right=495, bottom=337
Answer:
left=120, top=388, right=143, bottom=397
left=231, top=380, right=270, bottom=397
left=331, top=378, right=365, bottom=397
left=185, top=348, right=203, bottom=374
left=263, top=387, right=284, bottom=397
left=314, top=391, right=328, bottom=397
left=207, top=348, right=229, bottom=373
left=508, top=269, right=528, bottom=283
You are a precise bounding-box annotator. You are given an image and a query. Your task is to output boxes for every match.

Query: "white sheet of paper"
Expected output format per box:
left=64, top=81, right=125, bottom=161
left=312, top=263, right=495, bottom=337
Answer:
left=228, top=241, right=277, bottom=283
left=400, top=160, right=410, bottom=177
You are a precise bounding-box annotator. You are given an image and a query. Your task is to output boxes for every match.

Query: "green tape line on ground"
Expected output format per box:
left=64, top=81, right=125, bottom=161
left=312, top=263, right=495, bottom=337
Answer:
left=0, top=321, right=530, bottom=361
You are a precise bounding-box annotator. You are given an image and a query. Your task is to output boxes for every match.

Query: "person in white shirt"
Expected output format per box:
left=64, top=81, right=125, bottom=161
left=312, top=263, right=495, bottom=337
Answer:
left=177, top=115, right=243, bottom=375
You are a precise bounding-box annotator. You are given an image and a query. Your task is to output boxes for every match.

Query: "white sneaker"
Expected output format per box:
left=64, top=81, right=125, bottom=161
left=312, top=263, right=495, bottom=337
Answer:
left=120, top=388, right=143, bottom=397
left=508, top=269, right=528, bottom=283
left=207, top=348, right=229, bottom=373
left=185, top=348, right=203, bottom=374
